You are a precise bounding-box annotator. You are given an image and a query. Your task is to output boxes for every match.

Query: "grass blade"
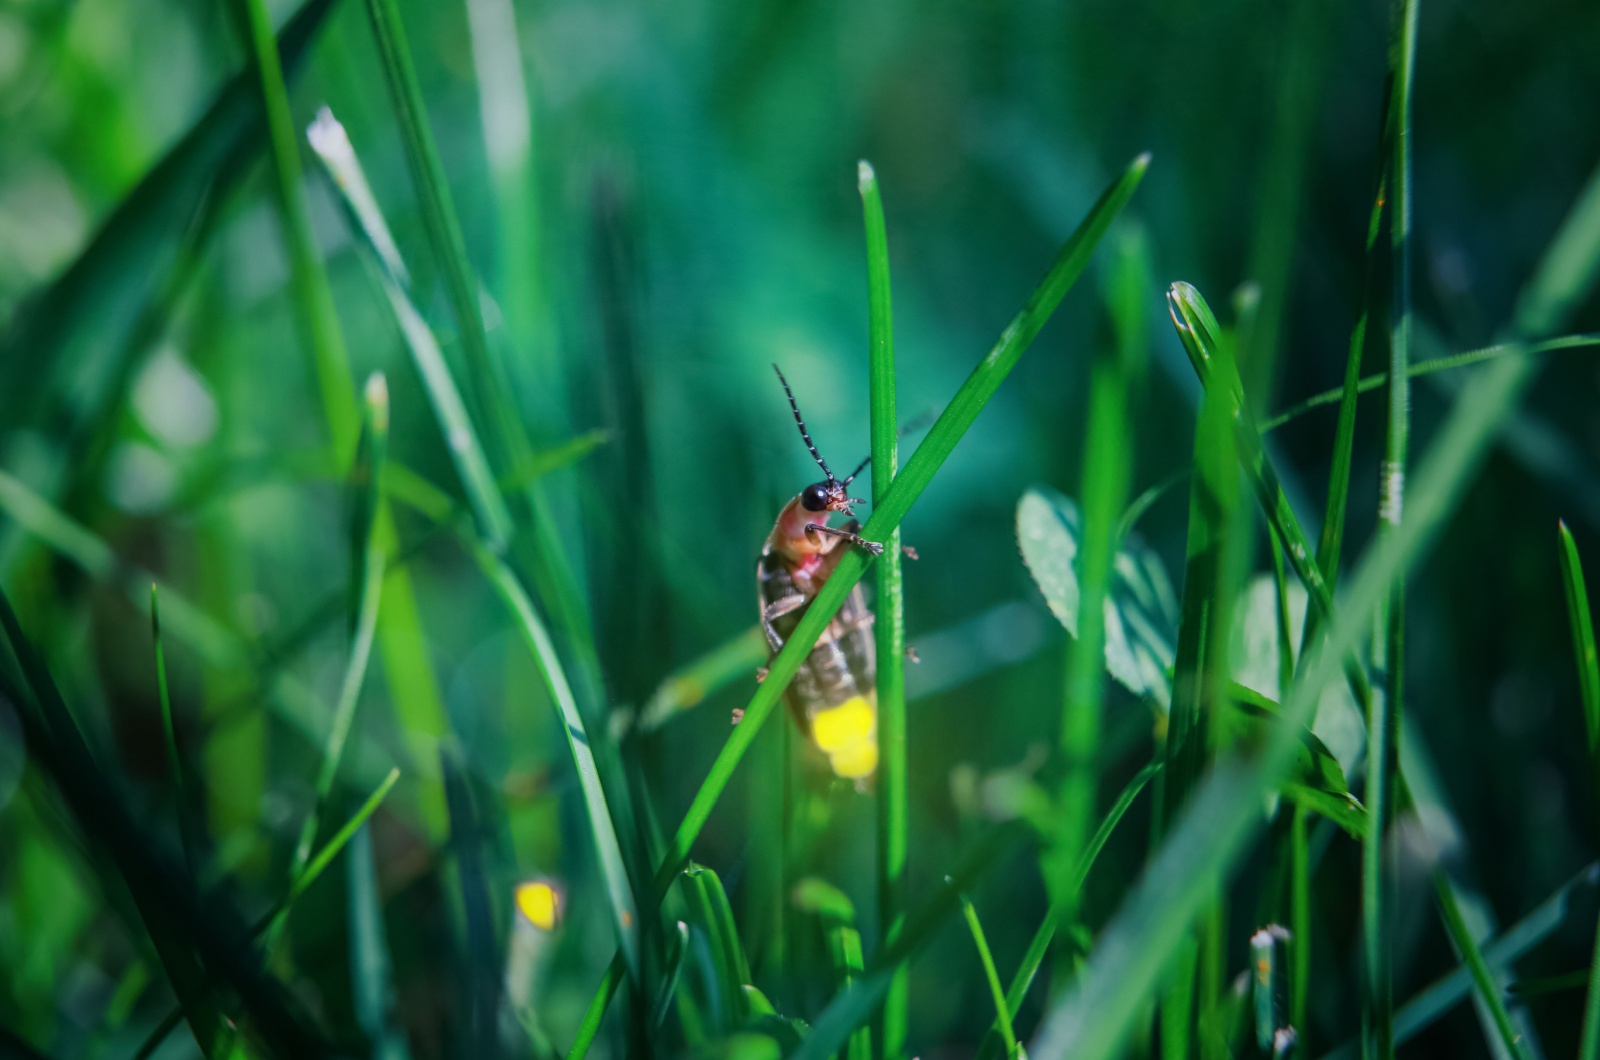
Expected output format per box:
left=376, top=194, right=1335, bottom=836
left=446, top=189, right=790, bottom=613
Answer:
left=151, top=585, right=198, bottom=875
left=1558, top=523, right=1600, bottom=1059
left=476, top=550, right=642, bottom=977
left=859, top=157, right=909, bottom=1060
left=961, top=892, right=1021, bottom=1059
left=281, top=374, right=391, bottom=903
left=567, top=154, right=1148, bottom=1055
left=793, top=879, right=872, bottom=1060
left=1429, top=869, right=1533, bottom=1059
left=235, top=0, right=358, bottom=455
left=306, top=109, right=514, bottom=549
left=348, top=822, right=410, bottom=1060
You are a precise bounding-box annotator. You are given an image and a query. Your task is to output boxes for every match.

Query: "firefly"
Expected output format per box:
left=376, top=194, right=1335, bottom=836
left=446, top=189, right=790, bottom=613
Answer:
left=758, top=365, right=882, bottom=781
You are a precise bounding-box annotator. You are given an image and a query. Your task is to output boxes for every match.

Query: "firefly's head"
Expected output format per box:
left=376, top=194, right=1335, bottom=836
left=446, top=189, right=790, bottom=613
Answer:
left=774, top=364, right=869, bottom=517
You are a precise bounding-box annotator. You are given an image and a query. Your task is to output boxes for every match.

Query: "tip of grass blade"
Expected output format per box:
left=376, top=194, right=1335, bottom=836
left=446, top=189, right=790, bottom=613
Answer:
left=1132, top=151, right=1153, bottom=173
left=365, top=371, right=389, bottom=432
left=858, top=159, right=877, bottom=192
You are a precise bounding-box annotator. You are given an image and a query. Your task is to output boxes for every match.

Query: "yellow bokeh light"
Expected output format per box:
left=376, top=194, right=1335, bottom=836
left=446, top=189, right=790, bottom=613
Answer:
left=516, top=880, right=561, bottom=931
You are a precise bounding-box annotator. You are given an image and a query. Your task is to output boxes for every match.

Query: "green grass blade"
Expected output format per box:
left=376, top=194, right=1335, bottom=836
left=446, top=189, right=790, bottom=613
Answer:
left=1028, top=329, right=1541, bottom=1060
left=476, top=550, right=642, bottom=976
left=306, top=110, right=514, bottom=550
left=859, top=157, right=909, bottom=1060
left=566, top=154, right=1148, bottom=1057
left=1369, top=3, right=1421, bottom=1053
left=1559, top=522, right=1600, bottom=754
left=623, top=627, right=768, bottom=737
left=790, top=825, right=1025, bottom=1060
left=151, top=585, right=198, bottom=875
left=961, top=892, right=1021, bottom=1059
left=235, top=0, right=358, bottom=455
left=282, top=374, right=391, bottom=898
left=978, top=761, right=1162, bottom=1060
left=1559, top=523, right=1600, bottom=1059
left=347, top=822, right=410, bottom=1060
left=1049, top=221, right=1149, bottom=947
left=1430, top=870, right=1533, bottom=1060
left=1259, top=335, right=1600, bottom=433
left=794, top=878, right=871, bottom=1060
left=682, top=864, right=752, bottom=1028
left=359, top=0, right=500, bottom=436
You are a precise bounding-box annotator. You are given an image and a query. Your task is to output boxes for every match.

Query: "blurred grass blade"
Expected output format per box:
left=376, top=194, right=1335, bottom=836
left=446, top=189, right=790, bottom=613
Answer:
left=282, top=374, right=391, bottom=896
left=348, top=823, right=410, bottom=1060
left=793, top=878, right=870, bottom=1060
left=235, top=0, right=358, bottom=455
left=476, top=548, right=642, bottom=976
left=682, top=864, right=752, bottom=1029
left=961, top=892, right=1021, bottom=1059
left=859, top=157, right=910, bottom=1060
left=1558, top=522, right=1600, bottom=1059
left=1260, top=334, right=1600, bottom=433
left=651, top=922, right=693, bottom=1029
left=569, top=154, right=1148, bottom=1055
left=620, top=627, right=767, bottom=738
left=151, top=585, right=199, bottom=875
left=1028, top=302, right=1544, bottom=1060
left=307, top=109, right=514, bottom=550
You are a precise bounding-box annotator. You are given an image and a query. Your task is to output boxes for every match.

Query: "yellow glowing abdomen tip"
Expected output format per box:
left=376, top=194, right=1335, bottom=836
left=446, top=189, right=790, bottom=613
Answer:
left=811, top=695, right=878, bottom=778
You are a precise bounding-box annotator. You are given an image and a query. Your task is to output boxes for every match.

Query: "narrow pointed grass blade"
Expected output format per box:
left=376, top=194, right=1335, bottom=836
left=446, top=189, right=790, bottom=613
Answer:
left=859, top=157, right=910, bottom=1060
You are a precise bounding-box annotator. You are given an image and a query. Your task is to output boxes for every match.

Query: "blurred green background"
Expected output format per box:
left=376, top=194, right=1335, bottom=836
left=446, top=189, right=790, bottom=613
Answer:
left=3, top=0, right=1600, bottom=1055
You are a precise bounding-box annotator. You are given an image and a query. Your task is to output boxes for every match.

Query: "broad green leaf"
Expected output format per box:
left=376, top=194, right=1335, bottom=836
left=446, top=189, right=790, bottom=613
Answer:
left=1018, top=486, right=1178, bottom=705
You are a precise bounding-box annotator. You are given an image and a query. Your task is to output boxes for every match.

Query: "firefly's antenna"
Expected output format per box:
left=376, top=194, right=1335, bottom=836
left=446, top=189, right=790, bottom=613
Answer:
left=841, top=454, right=871, bottom=488
left=773, top=364, right=835, bottom=482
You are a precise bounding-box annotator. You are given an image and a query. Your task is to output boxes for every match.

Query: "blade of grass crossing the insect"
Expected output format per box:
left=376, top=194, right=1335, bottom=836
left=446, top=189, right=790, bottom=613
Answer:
left=280, top=375, right=391, bottom=918
left=235, top=0, right=358, bottom=456
left=1028, top=337, right=1541, bottom=1060
left=565, top=155, right=1148, bottom=1058
left=1370, top=5, right=1420, bottom=1055
left=151, top=585, right=198, bottom=875
left=859, top=158, right=909, bottom=1060
left=962, top=892, right=1022, bottom=1059
left=1559, top=525, right=1600, bottom=1059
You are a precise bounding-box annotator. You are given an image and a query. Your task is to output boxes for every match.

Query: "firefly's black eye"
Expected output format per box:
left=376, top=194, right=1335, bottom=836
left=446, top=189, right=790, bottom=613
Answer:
left=801, top=482, right=831, bottom=511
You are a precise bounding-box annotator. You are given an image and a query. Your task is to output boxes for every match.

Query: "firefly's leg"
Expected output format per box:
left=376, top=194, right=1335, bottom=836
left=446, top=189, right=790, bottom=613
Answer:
left=762, top=593, right=807, bottom=652
left=805, top=523, right=884, bottom=556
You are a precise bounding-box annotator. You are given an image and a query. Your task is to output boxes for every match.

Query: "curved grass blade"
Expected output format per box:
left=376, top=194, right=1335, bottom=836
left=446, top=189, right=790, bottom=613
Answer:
left=475, top=547, right=642, bottom=977
left=307, top=109, right=514, bottom=550
left=961, top=892, right=1021, bottom=1059
left=793, top=878, right=870, bottom=1060
left=566, top=154, right=1149, bottom=1057
left=859, top=157, right=910, bottom=1060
